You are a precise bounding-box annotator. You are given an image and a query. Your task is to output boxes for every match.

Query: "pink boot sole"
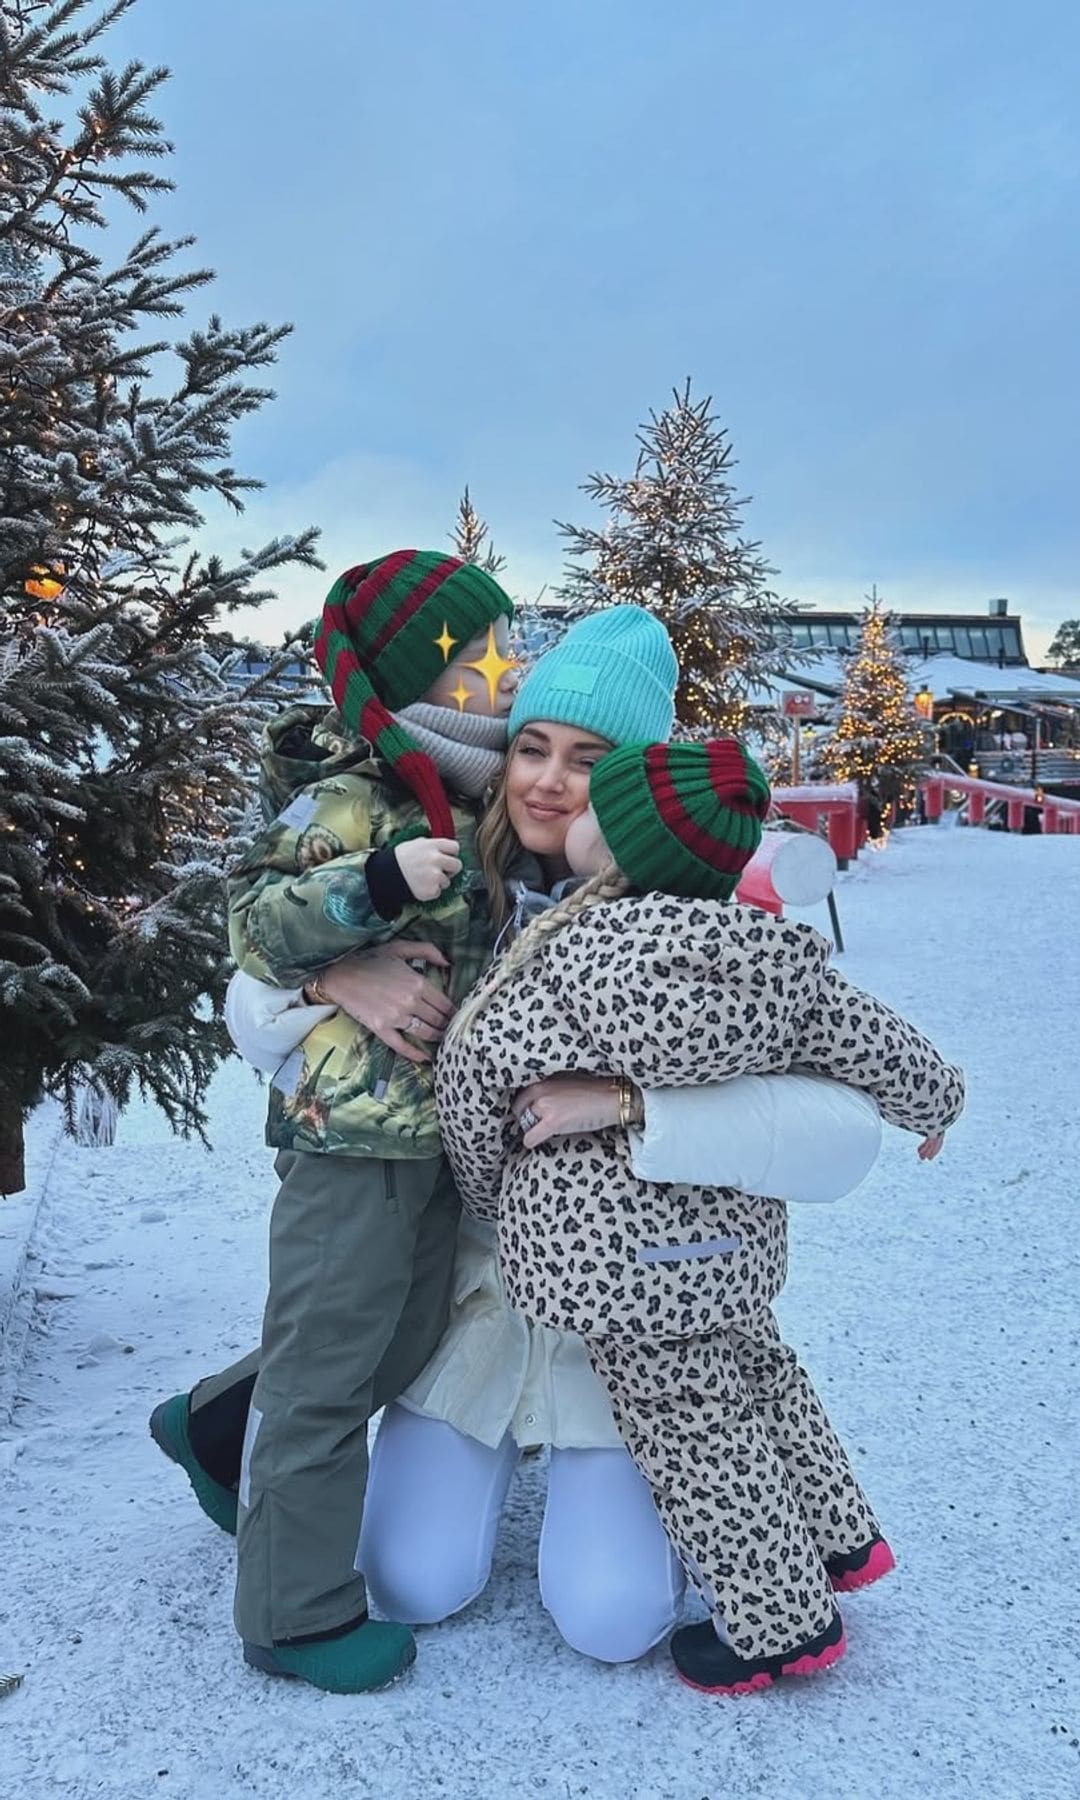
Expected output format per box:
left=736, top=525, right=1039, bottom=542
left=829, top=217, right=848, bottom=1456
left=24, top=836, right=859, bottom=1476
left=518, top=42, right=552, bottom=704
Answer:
left=677, top=1626, right=847, bottom=1697
left=829, top=1538, right=897, bottom=1593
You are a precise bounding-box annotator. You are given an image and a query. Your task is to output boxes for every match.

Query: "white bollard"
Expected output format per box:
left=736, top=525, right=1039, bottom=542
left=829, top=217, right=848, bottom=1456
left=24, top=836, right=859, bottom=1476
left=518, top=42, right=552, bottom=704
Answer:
left=738, top=830, right=838, bottom=910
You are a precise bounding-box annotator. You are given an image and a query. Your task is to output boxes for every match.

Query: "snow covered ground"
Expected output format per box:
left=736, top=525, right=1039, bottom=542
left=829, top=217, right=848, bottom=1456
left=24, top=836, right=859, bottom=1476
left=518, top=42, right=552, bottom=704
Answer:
left=2, top=826, right=1078, bottom=1799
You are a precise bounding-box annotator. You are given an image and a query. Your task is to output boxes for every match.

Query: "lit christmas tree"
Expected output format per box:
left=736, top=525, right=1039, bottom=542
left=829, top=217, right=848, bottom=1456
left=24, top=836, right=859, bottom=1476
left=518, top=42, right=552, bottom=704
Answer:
left=0, top=0, right=320, bottom=1191
left=821, top=599, right=925, bottom=814
left=558, top=381, right=796, bottom=734
left=450, top=485, right=506, bottom=574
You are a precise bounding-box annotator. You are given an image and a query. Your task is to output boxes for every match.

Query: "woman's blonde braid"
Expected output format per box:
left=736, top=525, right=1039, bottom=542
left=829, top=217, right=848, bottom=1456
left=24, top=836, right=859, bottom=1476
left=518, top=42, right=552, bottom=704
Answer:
left=449, top=865, right=630, bottom=1043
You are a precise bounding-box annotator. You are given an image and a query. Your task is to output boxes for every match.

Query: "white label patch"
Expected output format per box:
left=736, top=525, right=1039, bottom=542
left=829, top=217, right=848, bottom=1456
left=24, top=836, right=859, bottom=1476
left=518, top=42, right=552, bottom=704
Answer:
left=276, top=794, right=318, bottom=831
left=636, top=1236, right=742, bottom=1265
left=272, top=1049, right=307, bottom=1098
left=239, top=1405, right=263, bottom=1509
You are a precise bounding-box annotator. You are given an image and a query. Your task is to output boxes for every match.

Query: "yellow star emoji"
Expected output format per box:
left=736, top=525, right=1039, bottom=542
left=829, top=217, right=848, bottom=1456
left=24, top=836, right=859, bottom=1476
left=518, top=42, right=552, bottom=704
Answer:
left=462, top=625, right=519, bottom=710
left=434, top=621, right=458, bottom=663
left=448, top=677, right=473, bottom=713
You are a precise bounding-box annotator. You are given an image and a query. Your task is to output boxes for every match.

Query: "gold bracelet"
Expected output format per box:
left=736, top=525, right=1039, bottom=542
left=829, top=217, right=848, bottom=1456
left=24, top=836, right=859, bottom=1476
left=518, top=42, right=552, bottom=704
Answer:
left=306, top=971, right=331, bottom=1005
left=615, top=1076, right=642, bottom=1131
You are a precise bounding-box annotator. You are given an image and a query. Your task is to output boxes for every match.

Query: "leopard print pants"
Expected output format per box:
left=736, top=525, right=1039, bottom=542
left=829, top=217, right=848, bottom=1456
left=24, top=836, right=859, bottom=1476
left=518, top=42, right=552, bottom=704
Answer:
left=587, top=1311, right=881, bottom=1660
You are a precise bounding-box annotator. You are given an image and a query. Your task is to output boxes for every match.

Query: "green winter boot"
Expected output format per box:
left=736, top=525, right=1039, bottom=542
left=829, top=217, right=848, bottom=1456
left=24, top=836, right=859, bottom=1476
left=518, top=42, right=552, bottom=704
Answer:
left=243, top=1620, right=417, bottom=1693
left=149, top=1393, right=238, bottom=1536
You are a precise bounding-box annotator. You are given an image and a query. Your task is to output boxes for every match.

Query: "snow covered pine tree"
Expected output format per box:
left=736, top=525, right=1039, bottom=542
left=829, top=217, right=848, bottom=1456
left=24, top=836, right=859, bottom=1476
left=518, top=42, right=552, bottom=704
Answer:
left=821, top=596, right=925, bottom=820
left=0, top=0, right=320, bottom=1192
left=558, top=380, right=799, bottom=736
left=449, top=485, right=555, bottom=669
left=450, top=485, right=506, bottom=575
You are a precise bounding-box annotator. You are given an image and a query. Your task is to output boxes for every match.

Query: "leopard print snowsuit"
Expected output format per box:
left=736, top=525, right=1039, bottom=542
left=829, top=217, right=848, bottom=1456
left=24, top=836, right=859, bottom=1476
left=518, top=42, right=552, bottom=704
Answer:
left=435, top=898, right=965, bottom=1659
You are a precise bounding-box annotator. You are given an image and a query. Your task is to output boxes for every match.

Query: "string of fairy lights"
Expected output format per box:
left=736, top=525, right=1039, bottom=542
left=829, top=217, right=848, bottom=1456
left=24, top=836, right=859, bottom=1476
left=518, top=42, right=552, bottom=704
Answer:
left=823, top=606, right=924, bottom=805
left=7, top=554, right=251, bottom=932
left=596, top=555, right=757, bottom=735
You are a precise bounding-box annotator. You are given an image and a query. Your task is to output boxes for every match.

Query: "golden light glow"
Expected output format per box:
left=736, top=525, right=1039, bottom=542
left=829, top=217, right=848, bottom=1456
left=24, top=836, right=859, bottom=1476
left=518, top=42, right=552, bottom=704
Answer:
left=822, top=605, right=924, bottom=810
left=461, top=624, right=518, bottom=709
left=25, top=565, right=64, bottom=602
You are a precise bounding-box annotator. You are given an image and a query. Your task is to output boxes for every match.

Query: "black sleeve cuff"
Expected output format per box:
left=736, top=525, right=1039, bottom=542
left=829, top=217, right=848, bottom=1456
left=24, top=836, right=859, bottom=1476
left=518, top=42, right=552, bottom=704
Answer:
left=365, top=845, right=412, bottom=920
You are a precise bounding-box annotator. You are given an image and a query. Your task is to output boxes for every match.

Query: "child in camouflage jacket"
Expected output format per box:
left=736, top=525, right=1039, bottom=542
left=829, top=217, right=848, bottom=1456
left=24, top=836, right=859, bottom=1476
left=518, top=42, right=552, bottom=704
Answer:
left=224, top=552, right=516, bottom=1693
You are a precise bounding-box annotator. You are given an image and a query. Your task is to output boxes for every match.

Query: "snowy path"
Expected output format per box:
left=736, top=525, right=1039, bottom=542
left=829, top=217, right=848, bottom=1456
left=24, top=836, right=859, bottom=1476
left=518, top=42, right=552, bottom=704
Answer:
left=2, top=828, right=1079, bottom=1800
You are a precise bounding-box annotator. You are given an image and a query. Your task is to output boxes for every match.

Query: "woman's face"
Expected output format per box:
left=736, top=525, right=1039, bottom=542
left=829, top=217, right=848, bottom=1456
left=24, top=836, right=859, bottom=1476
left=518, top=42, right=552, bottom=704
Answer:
left=505, top=723, right=612, bottom=867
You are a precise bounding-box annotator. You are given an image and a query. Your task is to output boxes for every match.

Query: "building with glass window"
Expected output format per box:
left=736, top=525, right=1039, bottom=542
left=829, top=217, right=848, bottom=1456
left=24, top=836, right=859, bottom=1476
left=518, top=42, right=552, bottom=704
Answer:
left=779, top=599, right=1025, bottom=666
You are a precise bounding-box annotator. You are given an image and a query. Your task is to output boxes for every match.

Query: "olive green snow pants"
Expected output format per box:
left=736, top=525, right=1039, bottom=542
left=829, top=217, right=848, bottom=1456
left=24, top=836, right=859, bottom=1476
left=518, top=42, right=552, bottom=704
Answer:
left=233, top=1148, right=461, bottom=1647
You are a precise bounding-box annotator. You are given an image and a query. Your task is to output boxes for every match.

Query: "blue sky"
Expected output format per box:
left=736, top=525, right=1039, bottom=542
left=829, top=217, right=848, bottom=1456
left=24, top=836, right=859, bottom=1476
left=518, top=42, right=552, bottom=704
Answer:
left=111, top=0, right=1080, bottom=658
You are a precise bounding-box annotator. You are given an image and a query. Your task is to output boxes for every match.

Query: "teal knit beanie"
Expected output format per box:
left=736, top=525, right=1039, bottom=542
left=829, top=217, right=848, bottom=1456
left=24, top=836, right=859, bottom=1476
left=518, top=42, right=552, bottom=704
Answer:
left=510, top=606, right=677, bottom=747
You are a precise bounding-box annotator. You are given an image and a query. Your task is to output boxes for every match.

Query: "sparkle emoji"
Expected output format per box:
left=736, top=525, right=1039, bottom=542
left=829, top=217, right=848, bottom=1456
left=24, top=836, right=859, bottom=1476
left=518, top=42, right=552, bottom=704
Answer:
left=434, top=622, right=458, bottom=663
left=461, top=625, right=518, bottom=710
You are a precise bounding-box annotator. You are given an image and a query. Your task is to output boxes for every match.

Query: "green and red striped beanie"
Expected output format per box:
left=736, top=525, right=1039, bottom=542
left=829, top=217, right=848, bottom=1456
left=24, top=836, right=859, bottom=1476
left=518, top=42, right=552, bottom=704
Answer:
left=589, top=738, right=771, bottom=900
left=314, top=551, right=514, bottom=838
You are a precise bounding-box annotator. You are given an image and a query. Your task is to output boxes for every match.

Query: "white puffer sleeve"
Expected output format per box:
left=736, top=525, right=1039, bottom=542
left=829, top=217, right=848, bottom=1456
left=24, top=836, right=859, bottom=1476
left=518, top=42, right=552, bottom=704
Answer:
left=629, top=1072, right=882, bottom=1204
left=224, top=968, right=335, bottom=1076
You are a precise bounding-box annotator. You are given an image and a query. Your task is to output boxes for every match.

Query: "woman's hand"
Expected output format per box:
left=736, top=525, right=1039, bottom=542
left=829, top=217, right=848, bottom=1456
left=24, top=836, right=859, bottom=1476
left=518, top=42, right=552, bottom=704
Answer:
left=316, top=942, right=455, bottom=1065
left=394, top=836, right=462, bottom=902
left=512, top=1074, right=633, bottom=1149
left=918, top=1132, right=946, bottom=1161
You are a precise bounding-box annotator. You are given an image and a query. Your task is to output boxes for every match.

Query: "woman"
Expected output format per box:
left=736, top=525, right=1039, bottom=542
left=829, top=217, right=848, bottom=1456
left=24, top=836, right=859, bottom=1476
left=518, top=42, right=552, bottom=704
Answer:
left=167, top=609, right=880, bottom=1667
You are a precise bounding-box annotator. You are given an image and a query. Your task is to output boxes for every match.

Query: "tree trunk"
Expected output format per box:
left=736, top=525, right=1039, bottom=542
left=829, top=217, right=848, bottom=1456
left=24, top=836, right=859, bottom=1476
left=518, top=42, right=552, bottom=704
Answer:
left=0, top=1099, right=26, bottom=1196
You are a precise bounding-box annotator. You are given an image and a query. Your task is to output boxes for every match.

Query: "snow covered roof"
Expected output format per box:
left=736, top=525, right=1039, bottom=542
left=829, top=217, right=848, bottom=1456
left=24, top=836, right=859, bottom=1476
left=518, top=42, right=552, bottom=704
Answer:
left=903, top=655, right=1080, bottom=705
left=749, top=652, right=1080, bottom=711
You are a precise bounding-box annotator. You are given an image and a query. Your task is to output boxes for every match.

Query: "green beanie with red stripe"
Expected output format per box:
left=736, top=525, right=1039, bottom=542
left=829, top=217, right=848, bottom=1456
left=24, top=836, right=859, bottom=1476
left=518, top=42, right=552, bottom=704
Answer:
left=314, top=550, right=514, bottom=838
left=588, top=738, right=771, bottom=900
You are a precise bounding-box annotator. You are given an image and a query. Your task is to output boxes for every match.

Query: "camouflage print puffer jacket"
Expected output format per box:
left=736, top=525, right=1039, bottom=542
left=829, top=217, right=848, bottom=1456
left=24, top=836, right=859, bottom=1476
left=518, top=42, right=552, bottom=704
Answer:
left=228, top=706, right=506, bottom=1161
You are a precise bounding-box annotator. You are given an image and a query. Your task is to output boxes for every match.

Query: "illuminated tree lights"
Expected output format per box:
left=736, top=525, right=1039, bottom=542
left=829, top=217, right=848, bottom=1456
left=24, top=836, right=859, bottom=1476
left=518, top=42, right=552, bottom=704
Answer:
left=558, top=381, right=796, bottom=737
left=821, top=602, right=925, bottom=810
left=0, top=0, right=319, bottom=1192
left=450, top=487, right=506, bottom=576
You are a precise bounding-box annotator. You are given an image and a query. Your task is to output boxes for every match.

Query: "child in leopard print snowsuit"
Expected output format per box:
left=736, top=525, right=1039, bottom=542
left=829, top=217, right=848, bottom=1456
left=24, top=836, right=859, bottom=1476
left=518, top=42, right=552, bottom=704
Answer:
left=434, top=739, right=965, bottom=1695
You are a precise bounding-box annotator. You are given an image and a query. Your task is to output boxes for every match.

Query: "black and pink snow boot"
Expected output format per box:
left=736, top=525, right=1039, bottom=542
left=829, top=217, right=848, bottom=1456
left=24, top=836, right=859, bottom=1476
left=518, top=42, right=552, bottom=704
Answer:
left=671, top=1609, right=846, bottom=1696
left=826, top=1534, right=896, bottom=1593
